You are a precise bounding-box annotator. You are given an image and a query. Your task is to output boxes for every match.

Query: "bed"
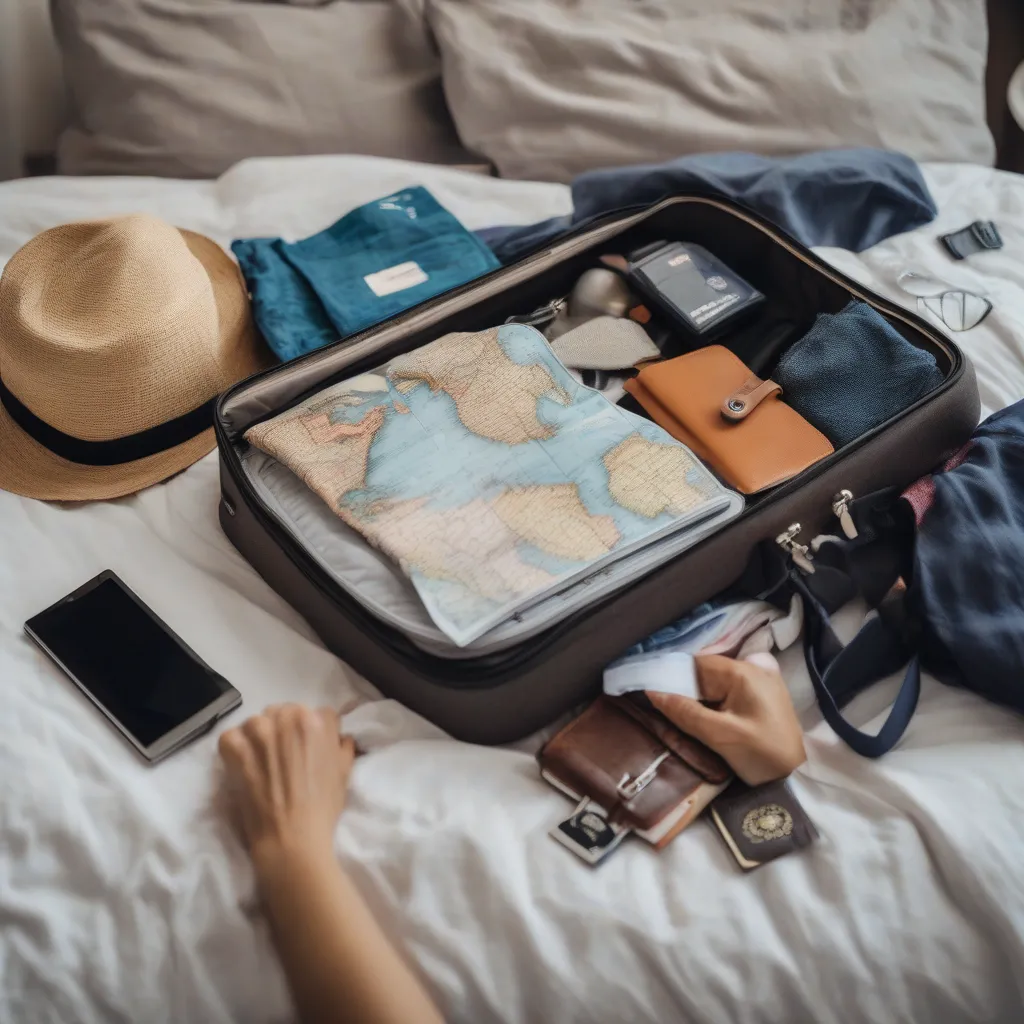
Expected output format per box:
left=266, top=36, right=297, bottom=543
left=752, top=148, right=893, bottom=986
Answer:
left=2, top=154, right=1024, bottom=1024
left=4, top=1, right=1024, bottom=1021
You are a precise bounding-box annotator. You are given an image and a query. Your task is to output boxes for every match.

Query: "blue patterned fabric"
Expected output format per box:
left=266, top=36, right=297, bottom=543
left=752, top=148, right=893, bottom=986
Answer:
left=775, top=301, right=944, bottom=447
left=233, top=187, right=500, bottom=362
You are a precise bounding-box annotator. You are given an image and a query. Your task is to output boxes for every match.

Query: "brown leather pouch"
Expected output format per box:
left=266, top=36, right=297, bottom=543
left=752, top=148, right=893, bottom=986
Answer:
left=538, top=694, right=731, bottom=848
left=623, top=345, right=833, bottom=493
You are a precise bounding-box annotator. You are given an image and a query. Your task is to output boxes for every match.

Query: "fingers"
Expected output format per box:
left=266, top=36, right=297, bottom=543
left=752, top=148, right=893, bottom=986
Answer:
left=241, top=713, right=277, bottom=773
left=646, top=692, right=731, bottom=746
left=337, top=736, right=357, bottom=790
left=743, top=651, right=780, bottom=674
left=315, top=706, right=340, bottom=735
left=694, top=654, right=754, bottom=703
left=220, top=705, right=355, bottom=765
left=262, top=703, right=315, bottom=729
left=263, top=704, right=338, bottom=733
left=218, top=726, right=248, bottom=766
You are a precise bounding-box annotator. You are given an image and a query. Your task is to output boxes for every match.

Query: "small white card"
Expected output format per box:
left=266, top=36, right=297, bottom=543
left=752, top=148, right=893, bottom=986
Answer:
left=550, top=797, right=631, bottom=865
left=363, top=261, right=429, bottom=297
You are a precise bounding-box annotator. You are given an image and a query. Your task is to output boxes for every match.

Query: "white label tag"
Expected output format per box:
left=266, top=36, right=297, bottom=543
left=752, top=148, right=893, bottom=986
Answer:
left=363, top=261, right=428, bottom=298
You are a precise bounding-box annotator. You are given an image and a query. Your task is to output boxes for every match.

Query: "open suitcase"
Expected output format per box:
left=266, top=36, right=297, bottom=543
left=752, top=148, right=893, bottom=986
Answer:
left=216, top=193, right=979, bottom=744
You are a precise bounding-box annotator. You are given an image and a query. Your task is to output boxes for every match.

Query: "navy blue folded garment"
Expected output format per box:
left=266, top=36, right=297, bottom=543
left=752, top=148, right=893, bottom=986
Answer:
left=774, top=301, right=944, bottom=448
left=233, top=187, right=501, bottom=362
left=911, top=400, right=1024, bottom=716
left=478, top=148, right=936, bottom=264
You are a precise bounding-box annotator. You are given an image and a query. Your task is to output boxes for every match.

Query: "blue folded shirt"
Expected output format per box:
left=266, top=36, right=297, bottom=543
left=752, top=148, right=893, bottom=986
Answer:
left=775, top=301, right=944, bottom=447
left=233, top=187, right=500, bottom=362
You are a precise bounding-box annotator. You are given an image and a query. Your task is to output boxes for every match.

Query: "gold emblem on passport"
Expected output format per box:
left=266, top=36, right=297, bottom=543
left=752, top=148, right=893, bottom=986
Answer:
left=742, top=804, right=793, bottom=843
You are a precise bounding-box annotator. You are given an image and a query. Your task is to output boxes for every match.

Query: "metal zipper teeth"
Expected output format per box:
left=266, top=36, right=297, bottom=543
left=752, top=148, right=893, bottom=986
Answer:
left=215, top=196, right=964, bottom=687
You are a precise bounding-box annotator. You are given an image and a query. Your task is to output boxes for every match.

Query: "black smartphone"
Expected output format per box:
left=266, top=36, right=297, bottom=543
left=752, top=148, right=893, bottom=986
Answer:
left=25, top=570, right=241, bottom=763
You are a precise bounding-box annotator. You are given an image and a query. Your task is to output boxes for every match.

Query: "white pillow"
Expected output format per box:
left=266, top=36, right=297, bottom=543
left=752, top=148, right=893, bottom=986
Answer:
left=431, top=0, right=994, bottom=182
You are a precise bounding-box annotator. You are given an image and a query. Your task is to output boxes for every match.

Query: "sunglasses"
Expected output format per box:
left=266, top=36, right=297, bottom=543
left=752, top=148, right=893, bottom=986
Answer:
left=896, top=271, right=992, bottom=333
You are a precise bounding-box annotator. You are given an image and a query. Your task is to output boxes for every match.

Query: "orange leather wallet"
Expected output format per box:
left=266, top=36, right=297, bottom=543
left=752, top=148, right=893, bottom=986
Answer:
left=624, top=345, right=833, bottom=494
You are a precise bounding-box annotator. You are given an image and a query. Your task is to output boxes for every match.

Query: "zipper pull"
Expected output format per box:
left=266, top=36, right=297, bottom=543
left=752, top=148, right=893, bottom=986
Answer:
left=776, top=522, right=815, bottom=574
left=832, top=489, right=857, bottom=539
left=505, top=297, right=566, bottom=329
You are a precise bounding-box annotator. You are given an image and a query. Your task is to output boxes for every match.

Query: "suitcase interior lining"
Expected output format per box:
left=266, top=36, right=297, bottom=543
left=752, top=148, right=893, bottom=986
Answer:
left=240, top=447, right=743, bottom=658
left=222, top=198, right=958, bottom=661
left=221, top=198, right=954, bottom=438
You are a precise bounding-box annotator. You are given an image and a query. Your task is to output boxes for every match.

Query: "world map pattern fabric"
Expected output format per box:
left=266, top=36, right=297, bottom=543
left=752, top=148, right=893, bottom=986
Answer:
left=246, top=323, right=736, bottom=645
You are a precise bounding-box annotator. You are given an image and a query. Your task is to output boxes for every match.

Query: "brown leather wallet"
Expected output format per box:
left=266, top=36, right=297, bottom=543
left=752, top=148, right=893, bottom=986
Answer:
left=538, top=694, right=732, bottom=848
left=623, top=345, right=833, bottom=493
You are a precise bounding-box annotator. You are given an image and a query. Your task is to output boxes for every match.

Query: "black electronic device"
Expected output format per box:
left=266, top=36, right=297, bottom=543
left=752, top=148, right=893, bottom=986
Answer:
left=25, top=570, right=241, bottom=762
left=626, top=241, right=764, bottom=338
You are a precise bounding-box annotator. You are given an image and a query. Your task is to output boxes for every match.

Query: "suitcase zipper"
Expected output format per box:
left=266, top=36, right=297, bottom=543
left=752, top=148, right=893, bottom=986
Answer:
left=776, top=523, right=815, bottom=574
left=505, top=296, right=567, bottom=329
left=777, top=489, right=857, bottom=573
left=831, top=490, right=858, bottom=539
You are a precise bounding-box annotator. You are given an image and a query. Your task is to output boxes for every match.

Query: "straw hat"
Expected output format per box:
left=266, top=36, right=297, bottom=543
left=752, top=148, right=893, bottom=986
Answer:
left=0, top=214, right=269, bottom=500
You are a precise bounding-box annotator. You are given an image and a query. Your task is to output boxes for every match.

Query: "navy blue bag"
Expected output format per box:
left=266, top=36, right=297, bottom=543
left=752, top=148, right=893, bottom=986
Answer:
left=742, top=400, right=1024, bottom=757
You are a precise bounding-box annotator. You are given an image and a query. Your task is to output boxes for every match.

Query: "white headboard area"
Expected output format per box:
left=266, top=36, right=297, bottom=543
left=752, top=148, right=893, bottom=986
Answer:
left=0, top=0, right=66, bottom=180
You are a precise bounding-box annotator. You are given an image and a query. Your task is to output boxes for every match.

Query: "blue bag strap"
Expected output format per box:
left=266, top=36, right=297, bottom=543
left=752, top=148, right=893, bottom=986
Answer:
left=790, top=570, right=920, bottom=758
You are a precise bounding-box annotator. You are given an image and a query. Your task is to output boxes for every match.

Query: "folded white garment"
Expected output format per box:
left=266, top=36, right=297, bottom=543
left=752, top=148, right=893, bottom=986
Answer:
left=603, top=649, right=701, bottom=700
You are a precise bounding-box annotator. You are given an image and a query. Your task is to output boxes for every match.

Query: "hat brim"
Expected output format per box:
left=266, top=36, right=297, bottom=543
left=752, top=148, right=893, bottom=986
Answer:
left=0, top=230, right=269, bottom=502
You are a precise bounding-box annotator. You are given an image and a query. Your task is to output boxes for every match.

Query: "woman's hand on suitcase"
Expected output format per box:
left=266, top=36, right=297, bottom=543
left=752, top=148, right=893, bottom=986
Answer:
left=647, top=654, right=806, bottom=786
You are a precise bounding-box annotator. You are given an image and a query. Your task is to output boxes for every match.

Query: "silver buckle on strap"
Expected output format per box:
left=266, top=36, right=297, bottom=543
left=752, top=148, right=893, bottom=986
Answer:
left=617, top=750, right=670, bottom=800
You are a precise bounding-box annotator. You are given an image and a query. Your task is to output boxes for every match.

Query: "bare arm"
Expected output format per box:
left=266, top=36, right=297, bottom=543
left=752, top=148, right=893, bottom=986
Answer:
left=219, top=705, right=444, bottom=1024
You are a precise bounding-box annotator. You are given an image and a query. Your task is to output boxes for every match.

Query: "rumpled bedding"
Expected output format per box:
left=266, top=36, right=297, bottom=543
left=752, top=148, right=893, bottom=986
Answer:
left=1, top=156, right=1023, bottom=1024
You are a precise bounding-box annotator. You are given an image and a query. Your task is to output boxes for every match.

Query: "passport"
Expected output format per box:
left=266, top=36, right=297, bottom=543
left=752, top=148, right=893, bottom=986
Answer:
left=709, top=779, right=818, bottom=870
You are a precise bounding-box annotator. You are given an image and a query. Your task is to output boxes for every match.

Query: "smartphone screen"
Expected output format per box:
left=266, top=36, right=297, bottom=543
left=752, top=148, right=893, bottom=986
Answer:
left=25, top=571, right=240, bottom=760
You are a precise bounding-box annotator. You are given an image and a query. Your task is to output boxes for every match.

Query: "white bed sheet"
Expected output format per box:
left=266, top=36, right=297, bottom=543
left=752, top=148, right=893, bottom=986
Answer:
left=2, top=156, right=1024, bottom=1024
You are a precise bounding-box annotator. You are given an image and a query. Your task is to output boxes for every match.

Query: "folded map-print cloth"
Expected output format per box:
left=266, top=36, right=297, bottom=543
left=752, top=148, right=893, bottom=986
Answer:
left=246, top=323, right=741, bottom=646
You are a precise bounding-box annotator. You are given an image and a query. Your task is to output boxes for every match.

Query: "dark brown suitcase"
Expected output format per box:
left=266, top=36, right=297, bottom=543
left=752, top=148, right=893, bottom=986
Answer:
left=216, top=193, right=979, bottom=744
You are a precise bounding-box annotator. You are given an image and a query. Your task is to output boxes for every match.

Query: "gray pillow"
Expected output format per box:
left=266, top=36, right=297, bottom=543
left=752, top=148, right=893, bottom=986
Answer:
left=430, top=0, right=995, bottom=182
left=52, top=0, right=477, bottom=177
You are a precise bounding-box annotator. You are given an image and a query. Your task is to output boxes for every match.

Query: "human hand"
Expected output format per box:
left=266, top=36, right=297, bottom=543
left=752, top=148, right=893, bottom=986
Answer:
left=219, top=704, right=356, bottom=873
left=647, top=654, right=805, bottom=786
